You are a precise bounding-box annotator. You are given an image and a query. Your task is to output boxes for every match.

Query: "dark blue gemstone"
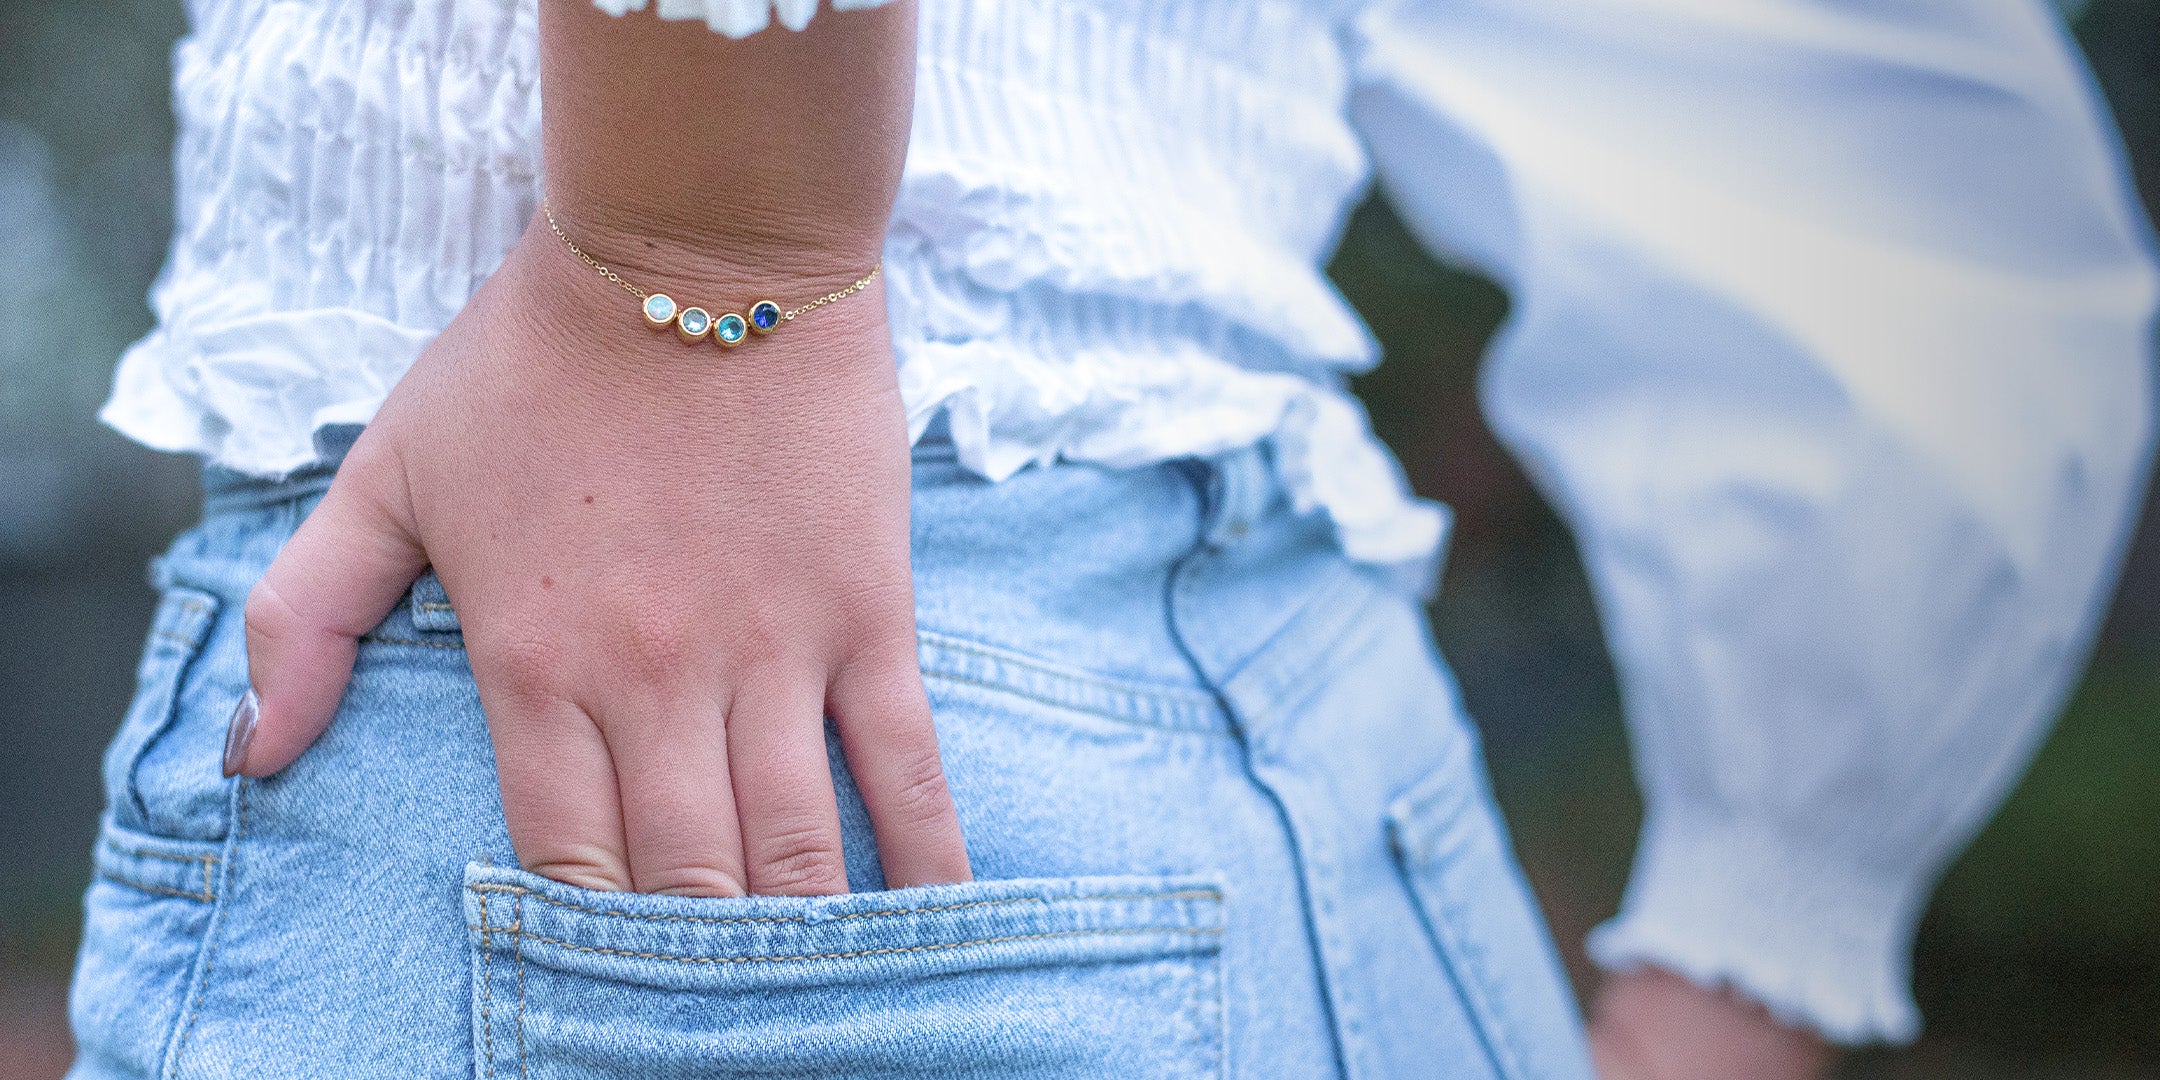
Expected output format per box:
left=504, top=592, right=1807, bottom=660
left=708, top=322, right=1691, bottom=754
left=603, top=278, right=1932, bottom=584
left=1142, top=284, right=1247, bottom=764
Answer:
left=751, top=302, right=780, bottom=330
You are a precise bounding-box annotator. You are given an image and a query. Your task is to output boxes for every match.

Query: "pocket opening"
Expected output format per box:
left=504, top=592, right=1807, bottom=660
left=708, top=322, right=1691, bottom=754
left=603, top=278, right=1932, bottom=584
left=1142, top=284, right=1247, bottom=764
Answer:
left=463, top=865, right=1231, bottom=1078
left=102, top=583, right=222, bottom=835
left=1385, top=742, right=1593, bottom=1080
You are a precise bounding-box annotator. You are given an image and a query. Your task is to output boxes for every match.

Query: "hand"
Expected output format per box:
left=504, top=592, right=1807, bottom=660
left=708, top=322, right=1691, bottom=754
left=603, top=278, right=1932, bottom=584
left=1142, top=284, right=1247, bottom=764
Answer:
left=1589, top=967, right=1835, bottom=1080
left=225, top=214, right=971, bottom=898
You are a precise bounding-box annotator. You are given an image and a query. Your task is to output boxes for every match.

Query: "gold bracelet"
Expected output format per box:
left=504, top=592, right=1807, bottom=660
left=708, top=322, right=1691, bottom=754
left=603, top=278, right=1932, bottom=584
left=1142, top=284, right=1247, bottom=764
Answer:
left=543, top=200, right=881, bottom=346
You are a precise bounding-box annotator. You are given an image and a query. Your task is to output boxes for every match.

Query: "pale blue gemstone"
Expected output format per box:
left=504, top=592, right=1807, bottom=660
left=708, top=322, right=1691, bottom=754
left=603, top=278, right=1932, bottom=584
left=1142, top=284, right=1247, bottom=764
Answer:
left=680, top=308, right=710, bottom=334
left=716, top=314, right=747, bottom=343
left=645, top=294, right=675, bottom=322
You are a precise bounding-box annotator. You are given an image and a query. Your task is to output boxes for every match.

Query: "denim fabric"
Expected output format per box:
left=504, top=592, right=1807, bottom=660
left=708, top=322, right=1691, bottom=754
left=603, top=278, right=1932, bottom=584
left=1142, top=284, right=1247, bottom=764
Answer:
left=68, top=430, right=1593, bottom=1079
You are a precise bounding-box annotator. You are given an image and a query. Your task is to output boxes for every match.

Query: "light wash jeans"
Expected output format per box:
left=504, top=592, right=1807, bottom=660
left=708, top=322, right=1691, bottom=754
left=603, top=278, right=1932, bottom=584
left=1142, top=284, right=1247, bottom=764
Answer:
left=68, top=426, right=1593, bottom=1079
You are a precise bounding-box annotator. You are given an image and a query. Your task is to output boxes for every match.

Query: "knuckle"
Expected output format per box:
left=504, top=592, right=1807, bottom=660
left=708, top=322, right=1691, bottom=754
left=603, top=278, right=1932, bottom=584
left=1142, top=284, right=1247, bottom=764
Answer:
left=721, top=616, right=790, bottom=674
left=841, top=611, right=921, bottom=666
left=242, top=581, right=309, bottom=645
left=618, top=614, right=698, bottom=683
left=489, top=636, right=570, bottom=700
left=883, top=745, right=958, bottom=829
left=749, top=821, right=848, bottom=895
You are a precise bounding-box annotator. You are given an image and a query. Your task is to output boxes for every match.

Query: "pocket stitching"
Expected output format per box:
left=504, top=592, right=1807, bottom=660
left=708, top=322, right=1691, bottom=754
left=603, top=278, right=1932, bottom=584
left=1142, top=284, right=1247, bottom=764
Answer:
left=468, top=870, right=1228, bottom=1075
left=515, top=893, right=528, bottom=1080
left=361, top=634, right=466, bottom=651
left=480, top=890, right=495, bottom=1079
left=97, top=839, right=218, bottom=903
left=1386, top=762, right=1538, bottom=1080
left=96, top=873, right=216, bottom=904
left=480, top=924, right=1223, bottom=967
left=164, top=778, right=249, bottom=1080
left=468, top=882, right=1223, bottom=928
left=113, top=586, right=222, bottom=834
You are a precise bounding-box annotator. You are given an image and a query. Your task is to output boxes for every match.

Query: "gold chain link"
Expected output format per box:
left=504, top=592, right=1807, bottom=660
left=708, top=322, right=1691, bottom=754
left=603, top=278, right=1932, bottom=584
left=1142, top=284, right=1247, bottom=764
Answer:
left=544, top=201, right=648, bottom=300
left=542, top=200, right=879, bottom=324
left=781, top=263, right=880, bottom=321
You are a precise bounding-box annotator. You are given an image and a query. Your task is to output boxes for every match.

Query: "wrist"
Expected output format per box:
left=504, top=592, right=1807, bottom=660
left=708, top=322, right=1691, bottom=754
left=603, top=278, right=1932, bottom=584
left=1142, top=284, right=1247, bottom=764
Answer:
left=526, top=202, right=885, bottom=314
left=1589, top=967, right=1834, bottom=1080
left=484, top=208, right=894, bottom=400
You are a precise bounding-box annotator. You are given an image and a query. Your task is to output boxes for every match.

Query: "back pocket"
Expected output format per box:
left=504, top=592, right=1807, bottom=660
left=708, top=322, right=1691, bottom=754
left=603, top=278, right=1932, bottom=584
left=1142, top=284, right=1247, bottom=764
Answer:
left=1385, top=737, right=1592, bottom=1080
left=100, top=582, right=222, bottom=839
left=462, top=865, right=1227, bottom=1079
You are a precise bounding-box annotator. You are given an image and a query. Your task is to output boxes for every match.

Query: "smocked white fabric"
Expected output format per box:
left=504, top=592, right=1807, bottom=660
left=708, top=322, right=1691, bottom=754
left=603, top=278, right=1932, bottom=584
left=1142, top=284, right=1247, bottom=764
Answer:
left=591, top=0, right=892, bottom=38
left=102, top=0, right=2158, bottom=1046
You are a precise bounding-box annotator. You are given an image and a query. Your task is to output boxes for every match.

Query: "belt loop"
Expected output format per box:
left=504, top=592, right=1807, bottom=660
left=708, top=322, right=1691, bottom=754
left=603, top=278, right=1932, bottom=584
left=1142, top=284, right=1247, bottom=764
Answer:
left=1201, top=443, right=1271, bottom=549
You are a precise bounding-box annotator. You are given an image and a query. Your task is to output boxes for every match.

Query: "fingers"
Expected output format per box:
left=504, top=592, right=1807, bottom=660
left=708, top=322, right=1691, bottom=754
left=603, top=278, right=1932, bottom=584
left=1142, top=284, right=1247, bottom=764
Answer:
left=235, top=447, right=426, bottom=778
left=828, top=647, right=971, bottom=889
left=475, top=680, right=634, bottom=892
left=727, top=671, right=849, bottom=896
left=598, top=683, right=751, bottom=897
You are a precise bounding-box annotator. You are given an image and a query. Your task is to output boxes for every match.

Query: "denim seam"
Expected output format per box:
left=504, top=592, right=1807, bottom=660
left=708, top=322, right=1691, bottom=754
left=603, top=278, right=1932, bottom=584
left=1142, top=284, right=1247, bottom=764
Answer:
left=1392, top=851, right=1526, bottom=1080
left=124, top=589, right=224, bottom=833
left=355, top=629, right=1226, bottom=730
left=101, top=841, right=219, bottom=901
left=471, top=925, right=1224, bottom=965
left=147, top=596, right=211, bottom=651
left=481, top=890, right=495, bottom=1079
left=919, top=631, right=1219, bottom=709
left=362, top=634, right=466, bottom=650
left=515, top=893, right=528, bottom=1080
left=467, top=884, right=1222, bottom=926
left=1388, top=773, right=1531, bottom=1080
left=95, top=871, right=216, bottom=904
left=1213, top=935, right=1231, bottom=1079
left=922, top=668, right=1209, bottom=731
left=200, top=469, right=336, bottom=516
left=1221, top=571, right=1388, bottom=738
left=164, top=778, right=247, bottom=1080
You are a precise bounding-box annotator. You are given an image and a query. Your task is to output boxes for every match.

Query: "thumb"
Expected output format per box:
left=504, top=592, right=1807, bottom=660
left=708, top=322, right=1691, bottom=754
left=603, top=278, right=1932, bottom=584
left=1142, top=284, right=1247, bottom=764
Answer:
left=228, top=447, right=427, bottom=778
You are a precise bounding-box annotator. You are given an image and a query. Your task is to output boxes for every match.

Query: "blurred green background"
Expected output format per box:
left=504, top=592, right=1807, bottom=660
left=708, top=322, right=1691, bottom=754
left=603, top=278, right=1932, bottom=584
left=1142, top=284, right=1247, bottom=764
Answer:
left=0, top=1, right=2154, bottom=1076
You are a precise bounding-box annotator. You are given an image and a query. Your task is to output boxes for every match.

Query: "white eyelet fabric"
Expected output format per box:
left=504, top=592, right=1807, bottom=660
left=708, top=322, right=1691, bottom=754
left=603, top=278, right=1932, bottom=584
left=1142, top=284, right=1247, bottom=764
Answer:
left=99, top=0, right=2160, bottom=1046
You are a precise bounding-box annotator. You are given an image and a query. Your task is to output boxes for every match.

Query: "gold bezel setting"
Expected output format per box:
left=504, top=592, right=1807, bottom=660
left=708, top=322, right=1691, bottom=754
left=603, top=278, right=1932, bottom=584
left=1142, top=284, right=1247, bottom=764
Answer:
left=542, top=201, right=879, bottom=347
left=676, top=306, right=712, bottom=343
left=643, top=294, right=677, bottom=330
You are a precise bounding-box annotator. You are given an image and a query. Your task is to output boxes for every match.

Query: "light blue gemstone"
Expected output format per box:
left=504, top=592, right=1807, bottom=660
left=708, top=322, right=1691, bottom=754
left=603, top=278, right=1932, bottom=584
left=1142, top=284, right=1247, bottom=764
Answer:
left=717, top=314, right=747, bottom=343
left=680, top=308, right=710, bottom=334
left=645, top=294, right=675, bottom=322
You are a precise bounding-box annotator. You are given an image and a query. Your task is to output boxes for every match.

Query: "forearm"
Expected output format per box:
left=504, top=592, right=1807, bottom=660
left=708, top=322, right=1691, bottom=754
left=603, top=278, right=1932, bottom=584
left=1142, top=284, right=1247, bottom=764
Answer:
left=538, top=0, right=917, bottom=285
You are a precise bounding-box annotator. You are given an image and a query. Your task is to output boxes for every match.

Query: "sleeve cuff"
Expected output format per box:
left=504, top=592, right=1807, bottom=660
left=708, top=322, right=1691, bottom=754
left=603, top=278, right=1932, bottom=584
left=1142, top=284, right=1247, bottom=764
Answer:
left=592, top=0, right=900, bottom=38
left=1586, top=810, right=1934, bottom=1045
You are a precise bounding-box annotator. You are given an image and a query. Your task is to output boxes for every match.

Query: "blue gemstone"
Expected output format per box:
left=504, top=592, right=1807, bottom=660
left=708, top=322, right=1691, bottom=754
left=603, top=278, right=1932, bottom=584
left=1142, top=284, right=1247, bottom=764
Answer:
left=751, top=302, right=780, bottom=330
left=717, top=314, right=747, bottom=342
left=680, top=308, right=709, bottom=334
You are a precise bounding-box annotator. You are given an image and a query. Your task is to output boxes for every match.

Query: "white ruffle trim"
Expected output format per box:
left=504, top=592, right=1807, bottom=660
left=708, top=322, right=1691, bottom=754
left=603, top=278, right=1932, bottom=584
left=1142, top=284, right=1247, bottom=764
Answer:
left=1587, top=812, right=1929, bottom=1046
left=592, top=0, right=902, bottom=38
left=895, top=332, right=1448, bottom=595
left=106, top=316, right=1451, bottom=594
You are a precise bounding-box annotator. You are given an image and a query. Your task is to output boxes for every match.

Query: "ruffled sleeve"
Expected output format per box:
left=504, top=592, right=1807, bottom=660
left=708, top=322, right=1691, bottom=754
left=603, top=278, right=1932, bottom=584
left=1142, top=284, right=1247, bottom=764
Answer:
left=1345, top=0, right=2160, bottom=1044
left=592, top=0, right=900, bottom=38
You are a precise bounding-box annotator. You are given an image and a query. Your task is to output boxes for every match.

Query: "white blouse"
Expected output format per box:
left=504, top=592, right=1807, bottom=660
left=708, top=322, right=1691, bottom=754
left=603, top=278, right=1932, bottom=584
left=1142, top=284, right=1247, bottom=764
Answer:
left=101, top=0, right=2158, bottom=1045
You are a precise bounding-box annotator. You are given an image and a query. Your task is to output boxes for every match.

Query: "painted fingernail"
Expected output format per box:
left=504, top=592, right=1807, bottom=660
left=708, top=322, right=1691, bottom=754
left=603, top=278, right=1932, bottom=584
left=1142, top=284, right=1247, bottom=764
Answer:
left=222, top=689, right=260, bottom=778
